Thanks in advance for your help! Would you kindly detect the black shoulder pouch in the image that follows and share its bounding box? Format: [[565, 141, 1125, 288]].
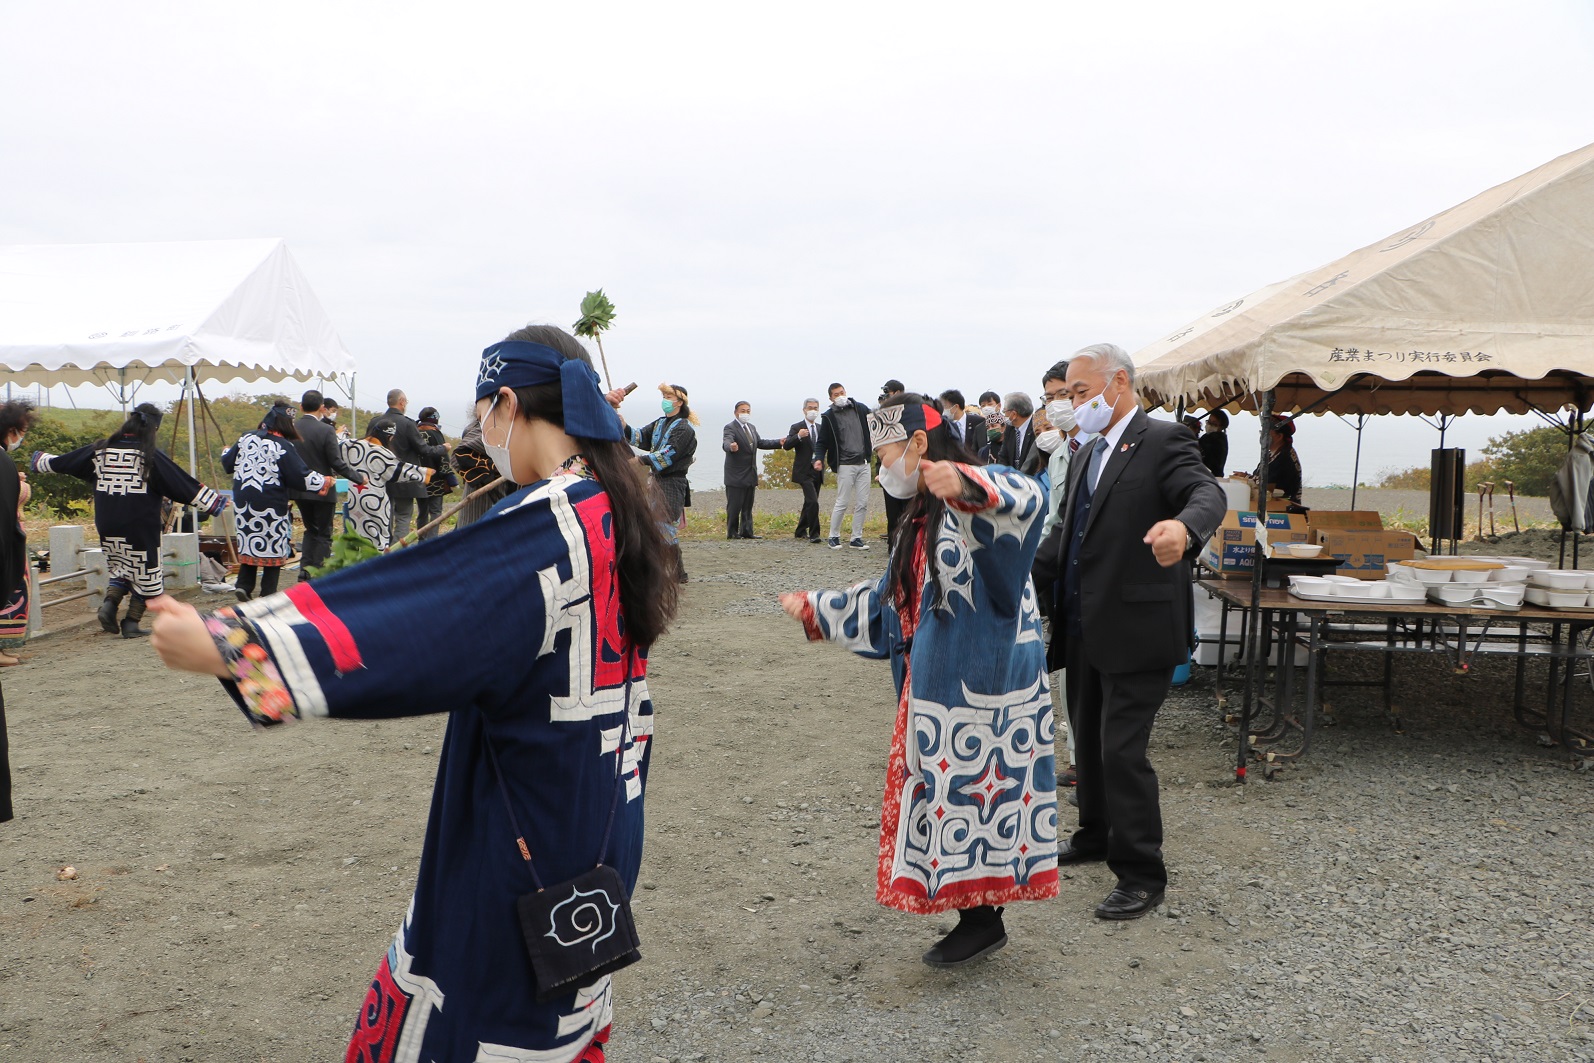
[[482, 651, 643, 1003]]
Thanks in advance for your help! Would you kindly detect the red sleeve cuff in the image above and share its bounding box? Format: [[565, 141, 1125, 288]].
[[945, 462, 1001, 514], [799, 594, 823, 642]]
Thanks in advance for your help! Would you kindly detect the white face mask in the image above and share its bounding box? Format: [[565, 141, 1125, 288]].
[[5, 434, 20, 452], [1046, 398, 1076, 434], [1035, 429, 1063, 454], [832, 395, 848, 408], [981, 404, 998, 417], [737, 413, 752, 424], [877, 445, 922, 500], [481, 397, 518, 483], [1073, 384, 1118, 435], [804, 408, 820, 422]]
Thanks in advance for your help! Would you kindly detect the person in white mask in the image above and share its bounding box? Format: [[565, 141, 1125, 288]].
[[722, 402, 785, 540], [812, 383, 873, 549], [1031, 342, 1225, 922], [1033, 359, 1083, 797], [780, 392, 1057, 969], [782, 398, 826, 542]]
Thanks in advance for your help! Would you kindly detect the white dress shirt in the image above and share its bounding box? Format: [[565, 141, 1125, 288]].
[[1090, 411, 1134, 491]]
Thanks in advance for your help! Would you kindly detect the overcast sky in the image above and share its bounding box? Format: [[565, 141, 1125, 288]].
[[4, 1, 1593, 488]]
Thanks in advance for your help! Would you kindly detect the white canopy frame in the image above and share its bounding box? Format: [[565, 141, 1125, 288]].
[[0, 238, 357, 474]]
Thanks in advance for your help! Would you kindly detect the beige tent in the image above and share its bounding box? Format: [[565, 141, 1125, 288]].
[[1134, 141, 1594, 417]]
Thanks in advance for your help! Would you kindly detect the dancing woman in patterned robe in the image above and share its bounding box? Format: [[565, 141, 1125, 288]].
[[338, 417, 428, 550], [222, 403, 328, 600], [31, 402, 225, 638], [781, 394, 1057, 968], [148, 326, 679, 1063]]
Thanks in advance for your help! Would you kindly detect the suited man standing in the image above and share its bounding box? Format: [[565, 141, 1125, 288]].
[[372, 389, 446, 542], [722, 401, 785, 539], [1032, 343, 1224, 921], [938, 389, 985, 452], [998, 392, 1044, 475], [783, 398, 825, 542], [292, 390, 364, 572]]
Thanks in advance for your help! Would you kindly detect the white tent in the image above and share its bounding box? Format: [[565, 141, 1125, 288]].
[[1133, 141, 1594, 417], [0, 238, 356, 408]]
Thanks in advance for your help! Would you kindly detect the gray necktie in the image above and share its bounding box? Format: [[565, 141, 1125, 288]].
[[1085, 438, 1107, 495]]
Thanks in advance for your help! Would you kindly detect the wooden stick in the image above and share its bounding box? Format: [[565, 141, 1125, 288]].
[[594, 333, 614, 393], [386, 476, 509, 552]]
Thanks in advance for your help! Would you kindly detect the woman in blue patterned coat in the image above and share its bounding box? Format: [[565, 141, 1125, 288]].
[[780, 394, 1058, 969]]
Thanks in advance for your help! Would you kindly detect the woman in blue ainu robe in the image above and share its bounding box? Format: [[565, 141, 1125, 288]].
[[148, 326, 680, 1063], [32, 402, 225, 638], [782, 394, 1057, 969]]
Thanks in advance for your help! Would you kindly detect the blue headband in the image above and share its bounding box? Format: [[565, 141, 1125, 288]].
[[475, 341, 623, 442]]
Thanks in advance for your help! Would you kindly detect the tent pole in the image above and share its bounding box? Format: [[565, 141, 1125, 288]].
[[1349, 414, 1366, 510], [184, 367, 199, 476], [1237, 388, 1275, 783]]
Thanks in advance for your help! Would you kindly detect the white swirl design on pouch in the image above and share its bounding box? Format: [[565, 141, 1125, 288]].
[[545, 886, 620, 951]]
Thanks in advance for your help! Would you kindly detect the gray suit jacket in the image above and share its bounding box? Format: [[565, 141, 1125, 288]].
[[722, 420, 782, 488]]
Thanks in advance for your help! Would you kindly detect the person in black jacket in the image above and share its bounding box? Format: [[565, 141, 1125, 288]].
[[415, 407, 458, 541], [812, 383, 873, 549], [292, 390, 364, 572], [938, 389, 985, 453], [997, 392, 1043, 475], [1199, 409, 1229, 479], [371, 389, 446, 542], [0, 399, 37, 823], [1032, 343, 1225, 921], [783, 398, 825, 542], [722, 402, 785, 539]]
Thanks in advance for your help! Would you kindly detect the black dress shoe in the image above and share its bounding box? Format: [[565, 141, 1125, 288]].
[[1057, 840, 1105, 864], [1094, 887, 1164, 921]]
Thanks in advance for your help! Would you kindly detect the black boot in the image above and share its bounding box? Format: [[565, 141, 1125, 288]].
[[97, 586, 127, 634], [922, 905, 1006, 968], [671, 544, 688, 584], [120, 595, 150, 639]]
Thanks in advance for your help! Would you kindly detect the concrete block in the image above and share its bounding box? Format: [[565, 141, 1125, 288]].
[[162, 532, 200, 589], [47, 525, 86, 571], [81, 549, 108, 595]]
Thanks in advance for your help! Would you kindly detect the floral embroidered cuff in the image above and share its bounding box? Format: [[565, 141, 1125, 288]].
[[205, 608, 300, 727]]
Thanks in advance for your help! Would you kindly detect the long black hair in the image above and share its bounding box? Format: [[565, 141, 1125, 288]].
[[99, 401, 164, 484], [259, 402, 301, 440], [500, 324, 679, 648], [882, 392, 983, 612]]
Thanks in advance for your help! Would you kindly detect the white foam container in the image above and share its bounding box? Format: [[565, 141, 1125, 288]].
[[1384, 583, 1427, 603], [1525, 586, 1587, 608], [1488, 566, 1533, 584], [1335, 580, 1390, 599], [1529, 570, 1587, 592]]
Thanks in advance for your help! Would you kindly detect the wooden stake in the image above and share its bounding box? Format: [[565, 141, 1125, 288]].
[[386, 476, 510, 552]]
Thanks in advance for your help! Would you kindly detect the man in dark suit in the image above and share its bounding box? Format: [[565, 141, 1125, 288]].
[[372, 389, 446, 542], [783, 398, 824, 542], [938, 389, 985, 454], [292, 390, 365, 572], [1033, 343, 1225, 921], [998, 392, 1043, 475], [722, 402, 785, 539]]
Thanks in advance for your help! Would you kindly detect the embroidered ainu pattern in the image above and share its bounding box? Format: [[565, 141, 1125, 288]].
[[100, 535, 164, 597], [95, 448, 149, 495]]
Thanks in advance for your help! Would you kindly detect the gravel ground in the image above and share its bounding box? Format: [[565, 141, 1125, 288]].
[[2, 522, 1592, 1061]]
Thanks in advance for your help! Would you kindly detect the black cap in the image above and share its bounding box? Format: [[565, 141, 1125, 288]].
[[881, 379, 905, 394]]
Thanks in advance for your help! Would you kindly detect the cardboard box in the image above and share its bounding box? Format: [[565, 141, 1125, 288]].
[[1201, 510, 1312, 577], [1314, 528, 1419, 579], [1309, 510, 1385, 536]]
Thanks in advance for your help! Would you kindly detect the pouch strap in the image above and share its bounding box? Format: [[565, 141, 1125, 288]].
[[482, 646, 637, 891]]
